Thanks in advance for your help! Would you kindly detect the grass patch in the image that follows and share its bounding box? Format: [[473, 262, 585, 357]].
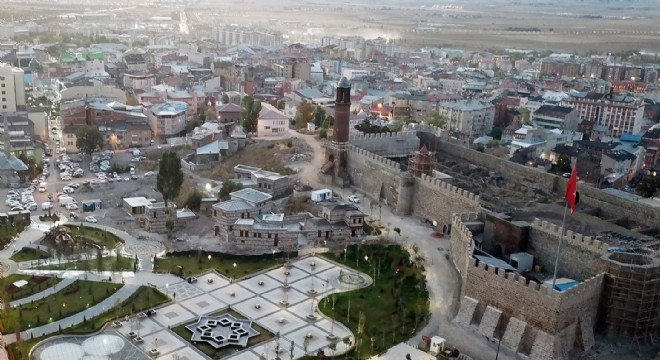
[[64, 286, 169, 334], [9, 247, 50, 262], [0, 220, 29, 249], [0, 274, 60, 302], [0, 280, 122, 333], [154, 251, 291, 279], [36, 254, 135, 272], [319, 244, 429, 359], [63, 224, 123, 249], [172, 309, 273, 359]]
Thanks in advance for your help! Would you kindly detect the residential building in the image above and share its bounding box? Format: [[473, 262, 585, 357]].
[[144, 202, 196, 233], [0, 63, 26, 112], [62, 124, 82, 153], [562, 92, 645, 137], [216, 102, 241, 124], [0, 114, 38, 158], [103, 119, 152, 149], [531, 105, 581, 131], [213, 26, 283, 48], [123, 73, 156, 91], [256, 103, 288, 137], [601, 150, 637, 187], [389, 90, 463, 123], [59, 85, 125, 103], [122, 49, 148, 72], [146, 101, 188, 140], [438, 100, 495, 137]]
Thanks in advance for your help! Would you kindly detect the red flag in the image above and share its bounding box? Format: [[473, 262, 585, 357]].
[[564, 164, 578, 214]]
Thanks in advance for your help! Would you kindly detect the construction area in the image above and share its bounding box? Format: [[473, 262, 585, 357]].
[[601, 251, 660, 341]]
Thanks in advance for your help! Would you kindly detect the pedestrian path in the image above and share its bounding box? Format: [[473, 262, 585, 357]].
[[3, 284, 140, 344], [10, 277, 76, 307]]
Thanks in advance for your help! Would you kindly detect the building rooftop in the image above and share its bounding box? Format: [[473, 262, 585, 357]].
[[150, 101, 187, 116], [213, 199, 254, 212], [534, 105, 575, 118], [196, 139, 229, 155], [123, 197, 152, 208], [441, 99, 493, 111], [216, 103, 241, 113], [230, 188, 273, 204]]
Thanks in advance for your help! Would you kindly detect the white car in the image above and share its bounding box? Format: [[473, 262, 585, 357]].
[[124, 177, 130, 182], [66, 203, 79, 211], [63, 187, 75, 194], [85, 216, 97, 223], [347, 195, 360, 204], [144, 171, 155, 177], [41, 202, 53, 211]]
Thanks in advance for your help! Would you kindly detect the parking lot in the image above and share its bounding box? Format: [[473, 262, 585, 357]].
[[1, 149, 164, 233]]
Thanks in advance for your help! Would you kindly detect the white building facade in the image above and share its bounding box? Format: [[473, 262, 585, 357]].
[[438, 100, 495, 137], [0, 63, 26, 112]]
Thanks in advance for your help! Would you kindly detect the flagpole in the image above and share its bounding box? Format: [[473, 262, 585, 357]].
[[550, 201, 569, 293]]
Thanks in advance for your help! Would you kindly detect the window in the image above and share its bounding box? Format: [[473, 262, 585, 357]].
[[268, 233, 271, 239], [258, 233, 261, 238], [239, 230, 244, 236], [213, 210, 217, 216], [1, 98, 4, 102], [253, 233, 257, 238], [245, 231, 249, 237], [317, 230, 321, 237]]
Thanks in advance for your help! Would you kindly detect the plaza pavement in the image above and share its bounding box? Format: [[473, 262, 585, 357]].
[[27, 255, 370, 360]]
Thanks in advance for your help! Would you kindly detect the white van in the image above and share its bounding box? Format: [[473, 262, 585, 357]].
[[58, 197, 77, 207], [41, 202, 53, 211]]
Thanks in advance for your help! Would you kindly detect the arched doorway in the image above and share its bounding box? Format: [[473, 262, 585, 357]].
[[495, 244, 504, 258]]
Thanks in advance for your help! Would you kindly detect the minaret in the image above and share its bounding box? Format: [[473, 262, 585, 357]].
[[326, 76, 351, 178]]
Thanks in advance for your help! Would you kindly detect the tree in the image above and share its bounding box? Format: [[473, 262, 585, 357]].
[[125, 94, 139, 106], [425, 112, 447, 128], [240, 95, 262, 134], [295, 100, 315, 129], [319, 128, 328, 139], [76, 126, 104, 155], [205, 107, 217, 121], [222, 93, 230, 104], [184, 190, 203, 211], [156, 150, 184, 207], [555, 155, 572, 174], [636, 175, 660, 198], [165, 219, 174, 240], [312, 105, 326, 127], [218, 180, 243, 201]]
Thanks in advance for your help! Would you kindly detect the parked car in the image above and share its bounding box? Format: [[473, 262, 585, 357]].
[[85, 216, 97, 223], [144, 171, 155, 177], [66, 203, 79, 211], [347, 195, 360, 203], [41, 202, 53, 211]]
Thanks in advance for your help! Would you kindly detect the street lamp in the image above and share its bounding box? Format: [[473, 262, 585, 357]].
[[208, 254, 212, 261]]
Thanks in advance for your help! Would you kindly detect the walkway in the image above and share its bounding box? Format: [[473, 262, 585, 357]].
[[10, 277, 76, 307], [3, 284, 140, 344]]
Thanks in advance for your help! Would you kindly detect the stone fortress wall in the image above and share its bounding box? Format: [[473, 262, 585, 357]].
[[346, 144, 480, 232], [348, 131, 420, 157], [415, 128, 660, 229], [451, 214, 604, 360]]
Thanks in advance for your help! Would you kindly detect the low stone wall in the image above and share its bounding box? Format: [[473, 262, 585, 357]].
[[348, 131, 420, 157]]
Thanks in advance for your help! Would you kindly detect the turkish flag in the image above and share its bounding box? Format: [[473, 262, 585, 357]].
[[565, 164, 578, 214]]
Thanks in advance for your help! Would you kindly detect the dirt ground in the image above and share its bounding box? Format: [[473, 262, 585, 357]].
[[199, 138, 311, 181]]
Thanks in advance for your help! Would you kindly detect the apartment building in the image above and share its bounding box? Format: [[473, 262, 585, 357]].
[[562, 92, 645, 137], [531, 105, 581, 131], [438, 99, 495, 137], [146, 101, 188, 140], [0, 63, 26, 112], [213, 26, 283, 48]]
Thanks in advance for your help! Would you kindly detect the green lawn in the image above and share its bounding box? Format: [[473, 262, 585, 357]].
[[64, 286, 170, 334], [37, 255, 135, 272], [172, 309, 273, 359], [0, 280, 122, 333], [9, 247, 50, 262], [8, 286, 170, 360], [64, 224, 123, 249], [154, 251, 289, 279], [0, 274, 61, 302], [0, 220, 28, 249], [318, 245, 430, 359]]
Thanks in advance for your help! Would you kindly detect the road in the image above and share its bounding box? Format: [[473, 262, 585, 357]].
[[287, 128, 514, 359]]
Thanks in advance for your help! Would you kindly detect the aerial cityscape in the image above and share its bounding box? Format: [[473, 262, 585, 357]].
[[0, 0, 659, 359]]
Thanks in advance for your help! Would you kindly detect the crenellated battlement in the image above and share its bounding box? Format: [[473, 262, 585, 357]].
[[348, 131, 417, 141], [420, 173, 480, 203], [531, 218, 608, 256], [347, 145, 402, 172], [452, 213, 478, 242], [404, 123, 444, 137], [469, 257, 558, 299]]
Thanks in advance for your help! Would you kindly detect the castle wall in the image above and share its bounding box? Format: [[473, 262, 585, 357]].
[[348, 131, 420, 157], [450, 213, 480, 285], [418, 133, 660, 228], [412, 173, 480, 232], [347, 145, 404, 210], [528, 218, 608, 280]]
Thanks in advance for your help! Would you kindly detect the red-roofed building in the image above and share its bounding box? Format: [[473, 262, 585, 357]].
[[494, 97, 522, 127]]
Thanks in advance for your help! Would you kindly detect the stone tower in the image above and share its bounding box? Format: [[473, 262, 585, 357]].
[[324, 76, 351, 178]]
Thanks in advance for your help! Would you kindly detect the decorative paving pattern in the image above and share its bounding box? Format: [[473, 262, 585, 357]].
[[32, 331, 150, 360], [185, 314, 259, 349], [158, 282, 204, 301]]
